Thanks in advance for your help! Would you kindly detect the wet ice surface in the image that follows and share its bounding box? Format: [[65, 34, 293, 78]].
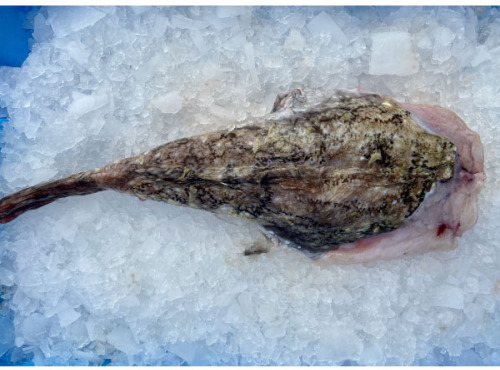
[[0, 6, 499, 366]]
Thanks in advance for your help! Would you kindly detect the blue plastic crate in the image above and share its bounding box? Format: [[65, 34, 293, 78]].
[[0, 6, 36, 67]]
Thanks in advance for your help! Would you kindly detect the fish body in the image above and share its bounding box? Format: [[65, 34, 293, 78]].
[[0, 89, 457, 253]]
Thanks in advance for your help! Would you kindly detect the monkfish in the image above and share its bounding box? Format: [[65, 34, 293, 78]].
[[0, 89, 485, 263]]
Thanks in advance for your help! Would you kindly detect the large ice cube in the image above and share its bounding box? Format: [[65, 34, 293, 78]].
[[47, 7, 106, 38], [369, 31, 419, 75]]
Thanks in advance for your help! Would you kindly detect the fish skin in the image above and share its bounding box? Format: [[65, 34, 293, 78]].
[[0, 89, 456, 253]]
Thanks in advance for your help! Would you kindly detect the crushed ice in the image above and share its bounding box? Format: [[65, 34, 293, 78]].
[[0, 6, 499, 366]]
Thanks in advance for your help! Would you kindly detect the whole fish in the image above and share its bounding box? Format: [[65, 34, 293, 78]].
[[0, 89, 476, 256]]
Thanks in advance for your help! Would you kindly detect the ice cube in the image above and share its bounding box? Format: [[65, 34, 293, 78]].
[[244, 42, 260, 88], [369, 31, 419, 76], [189, 30, 208, 54], [283, 12, 306, 30], [29, 167, 59, 186], [0, 267, 16, 287], [151, 14, 170, 38], [223, 32, 246, 51], [284, 29, 305, 52], [307, 11, 348, 46], [170, 14, 208, 30], [47, 7, 106, 38], [168, 340, 214, 365], [432, 26, 456, 63], [315, 326, 363, 362], [205, 13, 239, 31], [216, 6, 249, 18], [130, 6, 150, 15], [431, 284, 465, 310], [58, 308, 81, 327], [0, 313, 15, 357], [67, 91, 109, 119], [21, 313, 51, 345], [106, 325, 138, 354], [52, 38, 91, 65], [32, 13, 54, 43], [151, 91, 184, 114], [470, 45, 491, 67]]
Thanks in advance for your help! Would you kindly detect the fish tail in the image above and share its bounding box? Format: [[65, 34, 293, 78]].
[[0, 170, 104, 224]]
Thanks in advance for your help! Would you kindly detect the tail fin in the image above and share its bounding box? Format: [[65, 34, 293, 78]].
[[0, 170, 104, 224]]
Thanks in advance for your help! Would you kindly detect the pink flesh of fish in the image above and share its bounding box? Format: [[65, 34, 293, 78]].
[[318, 102, 485, 265]]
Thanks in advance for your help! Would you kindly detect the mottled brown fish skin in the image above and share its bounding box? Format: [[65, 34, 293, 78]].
[[87, 89, 456, 251], [0, 89, 456, 252]]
